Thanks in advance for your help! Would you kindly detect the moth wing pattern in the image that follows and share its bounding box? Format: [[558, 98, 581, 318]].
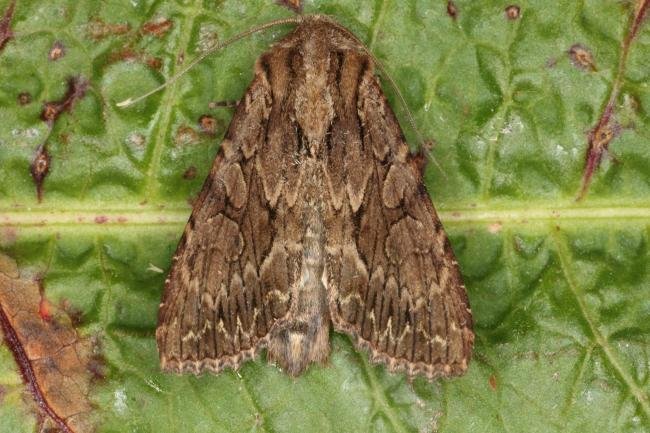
[[324, 60, 474, 379], [156, 66, 298, 374]]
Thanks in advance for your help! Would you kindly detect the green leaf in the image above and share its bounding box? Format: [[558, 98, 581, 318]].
[[1, 1, 649, 432]]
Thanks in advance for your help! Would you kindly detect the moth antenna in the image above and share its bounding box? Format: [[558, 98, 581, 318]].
[[373, 60, 446, 177], [116, 16, 303, 108]]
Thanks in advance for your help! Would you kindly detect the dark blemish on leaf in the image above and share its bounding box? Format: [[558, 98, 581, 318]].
[[40, 76, 88, 126], [18, 92, 32, 105], [109, 48, 163, 70], [489, 374, 497, 390], [94, 216, 108, 224], [30, 145, 50, 203], [546, 57, 557, 68], [0, 385, 5, 404], [174, 125, 200, 146], [276, 0, 303, 13], [117, 216, 127, 223], [0, 0, 15, 53], [568, 44, 596, 71], [504, 5, 521, 20], [87, 354, 106, 381], [183, 166, 197, 180], [48, 41, 65, 61], [146, 56, 162, 70], [141, 17, 173, 37], [446, 1, 458, 19], [86, 18, 130, 41], [198, 114, 217, 135], [108, 47, 138, 63]]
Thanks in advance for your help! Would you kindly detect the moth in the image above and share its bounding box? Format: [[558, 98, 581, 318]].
[[155, 15, 474, 380]]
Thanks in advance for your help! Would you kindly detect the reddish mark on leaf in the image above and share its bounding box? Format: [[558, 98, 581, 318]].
[[17, 91, 32, 105], [38, 298, 52, 321], [0, 385, 5, 404], [578, 120, 620, 200], [109, 48, 162, 70], [489, 374, 498, 390], [0, 0, 16, 53], [40, 76, 88, 126], [568, 44, 596, 71], [146, 56, 162, 69], [141, 17, 173, 37], [117, 216, 128, 223], [577, 0, 649, 200], [94, 215, 108, 224], [488, 222, 503, 234], [447, 1, 458, 19], [86, 18, 130, 40], [504, 5, 521, 20], [30, 145, 50, 203], [276, 0, 303, 13], [183, 166, 197, 180], [48, 41, 66, 61], [198, 114, 217, 135]]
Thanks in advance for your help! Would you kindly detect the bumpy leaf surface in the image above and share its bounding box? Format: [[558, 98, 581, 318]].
[[0, 1, 648, 432]]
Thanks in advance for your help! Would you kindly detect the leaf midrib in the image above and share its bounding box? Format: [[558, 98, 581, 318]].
[[0, 204, 649, 229]]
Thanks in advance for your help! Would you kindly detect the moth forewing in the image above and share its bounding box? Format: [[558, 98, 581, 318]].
[[155, 14, 473, 380]]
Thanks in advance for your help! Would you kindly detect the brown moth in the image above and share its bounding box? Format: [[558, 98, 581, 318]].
[[156, 15, 474, 380]]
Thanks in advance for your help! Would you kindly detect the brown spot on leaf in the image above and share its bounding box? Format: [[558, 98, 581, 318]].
[[504, 5, 521, 20], [30, 145, 50, 203], [0, 253, 95, 433], [198, 114, 217, 135], [578, 120, 620, 200], [146, 56, 162, 69], [94, 215, 108, 224], [174, 125, 200, 146], [141, 17, 173, 37], [109, 48, 163, 70], [0, 0, 15, 53], [18, 92, 32, 105], [48, 41, 66, 61], [183, 166, 197, 180], [447, 1, 458, 19], [276, 0, 302, 13], [86, 18, 130, 40], [489, 374, 497, 390], [86, 354, 106, 381], [40, 76, 88, 126], [568, 44, 596, 71]]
